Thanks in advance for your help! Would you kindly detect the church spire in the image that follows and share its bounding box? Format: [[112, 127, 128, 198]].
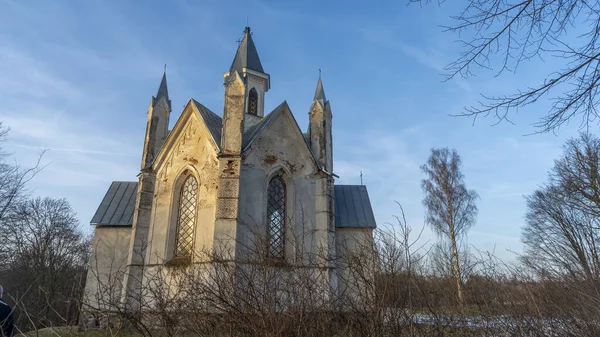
[[308, 73, 333, 172], [142, 71, 172, 168], [156, 71, 169, 102], [313, 73, 327, 103], [152, 70, 171, 112], [229, 27, 264, 74], [224, 27, 270, 121]]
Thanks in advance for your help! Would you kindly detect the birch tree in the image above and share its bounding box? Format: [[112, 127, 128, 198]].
[[421, 148, 479, 308]]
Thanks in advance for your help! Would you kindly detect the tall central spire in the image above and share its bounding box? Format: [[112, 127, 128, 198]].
[[229, 27, 264, 74], [224, 26, 270, 120]]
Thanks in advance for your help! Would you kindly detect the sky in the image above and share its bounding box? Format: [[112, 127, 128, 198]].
[[0, 0, 583, 262]]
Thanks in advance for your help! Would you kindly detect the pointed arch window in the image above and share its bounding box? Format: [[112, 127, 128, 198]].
[[267, 176, 286, 259], [248, 88, 258, 115], [175, 175, 198, 258]]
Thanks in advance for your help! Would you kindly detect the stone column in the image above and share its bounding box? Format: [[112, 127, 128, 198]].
[[121, 171, 155, 313], [213, 157, 242, 260]]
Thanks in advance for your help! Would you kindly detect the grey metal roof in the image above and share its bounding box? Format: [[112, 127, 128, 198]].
[[230, 27, 264, 74], [303, 132, 311, 147], [334, 185, 377, 229], [192, 99, 222, 148], [91, 181, 138, 226]]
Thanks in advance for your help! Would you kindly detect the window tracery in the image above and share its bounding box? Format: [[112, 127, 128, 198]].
[[248, 88, 258, 115], [175, 175, 198, 258], [267, 176, 286, 259]]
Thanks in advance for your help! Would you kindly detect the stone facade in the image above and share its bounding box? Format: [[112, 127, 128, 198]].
[[82, 27, 376, 321]]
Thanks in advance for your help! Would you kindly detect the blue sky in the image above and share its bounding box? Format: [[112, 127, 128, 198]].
[[0, 0, 582, 262]]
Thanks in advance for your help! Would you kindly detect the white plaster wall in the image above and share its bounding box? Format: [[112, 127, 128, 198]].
[[245, 72, 268, 117], [334, 227, 375, 308], [83, 226, 132, 310]]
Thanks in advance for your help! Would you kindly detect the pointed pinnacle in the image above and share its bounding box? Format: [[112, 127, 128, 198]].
[[314, 75, 326, 102], [156, 71, 169, 100]]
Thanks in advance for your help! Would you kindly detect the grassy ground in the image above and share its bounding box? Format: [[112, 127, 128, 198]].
[[18, 326, 144, 337]]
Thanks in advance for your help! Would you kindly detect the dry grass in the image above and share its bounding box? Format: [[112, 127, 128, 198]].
[[18, 326, 145, 337]]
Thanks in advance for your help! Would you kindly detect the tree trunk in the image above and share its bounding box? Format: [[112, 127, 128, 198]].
[[449, 225, 464, 311]]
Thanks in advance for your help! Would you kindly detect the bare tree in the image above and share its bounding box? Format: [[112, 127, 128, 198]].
[[522, 133, 600, 281], [421, 148, 479, 308], [552, 133, 600, 217], [412, 0, 600, 133], [0, 123, 44, 273], [0, 197, 89, 332], [0, 123, 43, 224]]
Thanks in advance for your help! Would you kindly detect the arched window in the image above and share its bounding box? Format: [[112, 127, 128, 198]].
[[175, 175, 198, 258], [248, 88, 258, 115], [267, 176, 286, 259]]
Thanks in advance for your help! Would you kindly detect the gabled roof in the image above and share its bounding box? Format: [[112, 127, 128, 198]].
[[230, 27, 264, 74], [91, 181, 138, 226], [241, 102, 320, 171], [334, 185, 377, 229], [148, 99, 222, 169], [242, 101, 286, 151], [302, 132, 310, 147], [191, 99, 222, 148]]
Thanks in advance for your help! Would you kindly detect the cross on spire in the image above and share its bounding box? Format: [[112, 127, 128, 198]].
[[229, 26, 264, 73]]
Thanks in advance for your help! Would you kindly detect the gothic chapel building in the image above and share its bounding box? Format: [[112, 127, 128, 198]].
[[83, 27, 376, 314]]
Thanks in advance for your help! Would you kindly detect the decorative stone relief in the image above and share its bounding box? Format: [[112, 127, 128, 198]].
[[218, 179, 239, 198], [216, 199, 238, 219]]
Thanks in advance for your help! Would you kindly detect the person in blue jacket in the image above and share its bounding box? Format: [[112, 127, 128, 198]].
[[0, 285, 14, 337]]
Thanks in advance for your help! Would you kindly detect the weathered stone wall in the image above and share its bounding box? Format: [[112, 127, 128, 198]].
[[146, 107, 220, 265], [240, 107, 318, 264], [83, 226, 132, 311], [141, 96, 171, 168], [214, 72, 246, 259]]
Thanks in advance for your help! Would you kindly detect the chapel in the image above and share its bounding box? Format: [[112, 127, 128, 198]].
[[83, 27, 376, 315]]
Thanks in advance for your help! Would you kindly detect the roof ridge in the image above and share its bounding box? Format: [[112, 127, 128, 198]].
[[191, 99, 222, 150]]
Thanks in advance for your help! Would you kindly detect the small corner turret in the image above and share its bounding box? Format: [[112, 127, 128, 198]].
[[153, 71, 171, 111], [141, 71, 172, 168], [309, 73, 333, 173]]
